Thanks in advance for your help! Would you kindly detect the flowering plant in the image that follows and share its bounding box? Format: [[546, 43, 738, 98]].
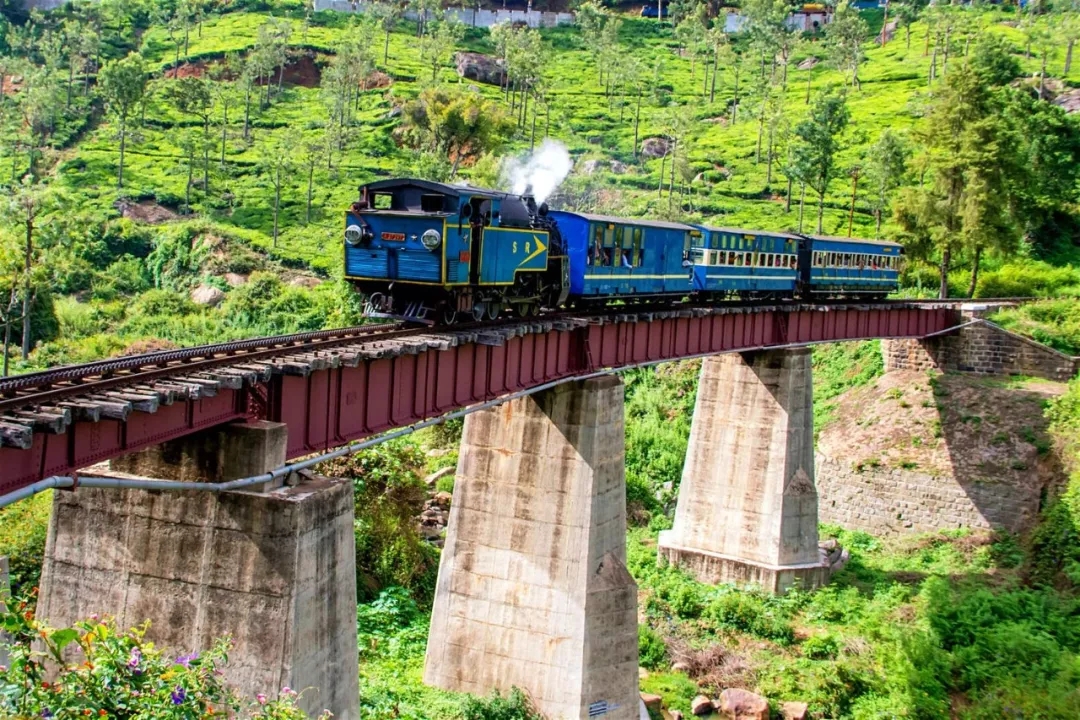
[[0, 592, 330, 719]]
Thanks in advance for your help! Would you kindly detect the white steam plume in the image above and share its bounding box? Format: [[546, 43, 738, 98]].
[[500, 139, 573, 204]]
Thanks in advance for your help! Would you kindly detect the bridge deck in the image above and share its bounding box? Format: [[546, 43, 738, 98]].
[[0, 302, 963, 497]]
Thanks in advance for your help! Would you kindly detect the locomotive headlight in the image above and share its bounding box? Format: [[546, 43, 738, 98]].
[[421, 229, 441, 251], [345, 224, 364, 246]]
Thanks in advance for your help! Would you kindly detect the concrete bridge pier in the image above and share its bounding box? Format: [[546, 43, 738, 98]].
[[425, 376, 639, 720], [36, 421, 360, 719], [659, 349, 830, 594]]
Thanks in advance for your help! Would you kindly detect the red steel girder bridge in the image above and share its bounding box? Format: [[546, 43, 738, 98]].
[[0, 301, 964, 498]]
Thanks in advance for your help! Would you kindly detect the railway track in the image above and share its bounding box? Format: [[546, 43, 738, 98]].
[[0, 296, 1026, 448]]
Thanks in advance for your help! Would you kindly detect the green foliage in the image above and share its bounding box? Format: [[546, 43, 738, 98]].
[[977, 263, 1080, 300], [638, 624, 668, 670], [459, 688, 542, 720], [319, 438, 438, 604], [0, 491, 50, 601], [356, 586, 428, 661], [0, 602, 327, 718], [991, 298, 1080, 355], [812, 341, 884, 433]]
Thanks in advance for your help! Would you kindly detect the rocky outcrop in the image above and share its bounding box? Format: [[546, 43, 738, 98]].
[[781, 701, 809, 720], [640, 137, 671, 158], [717, 689, 769, 720], [691, 694, 714, 715], [190, 284, 225, 306], [418, 490, 451, 547], [454, 52, 506, 86]]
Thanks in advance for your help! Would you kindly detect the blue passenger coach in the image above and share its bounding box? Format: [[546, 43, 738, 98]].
[[800, 234, 902, 298], [691, 226, 801, 297], [548, 211, 698, 299]]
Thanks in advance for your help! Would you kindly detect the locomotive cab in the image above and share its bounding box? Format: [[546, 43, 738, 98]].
[[344, 178, 564, 323]]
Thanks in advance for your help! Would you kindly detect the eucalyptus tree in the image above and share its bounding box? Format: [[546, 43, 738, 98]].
[[258, 133, 296, 248], [419, 16, 465, 83], [826, 1, 869, 90], [98, 53, 148, 188], [167, 76, 214, 194], [863, 129, 908, 238], [791, 89, 850, 234], [372, 0, 404, 63]]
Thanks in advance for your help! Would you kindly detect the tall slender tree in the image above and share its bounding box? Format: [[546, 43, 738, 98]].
[[791, 89, 850, 233], [98, 53, 147, 189]]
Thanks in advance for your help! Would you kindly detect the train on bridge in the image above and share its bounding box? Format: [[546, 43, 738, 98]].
[[343, 178, 903, 324]]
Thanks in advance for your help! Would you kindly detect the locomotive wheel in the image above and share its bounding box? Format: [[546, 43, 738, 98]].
[[486, 302, 502, 320], [515, 302, 531, 318], [443, 308, 458, 325], [472, 303, 486, 322]]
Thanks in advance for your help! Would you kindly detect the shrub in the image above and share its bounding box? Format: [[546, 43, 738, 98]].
[[975, 262, 1080, 299], [990, 299, 1080, 355], [0, 599, 327, 718], [638, 624, 669, 670], [459, 688, 541, 720], [0, 492, 50, 602], [705, 591, 795, 645]]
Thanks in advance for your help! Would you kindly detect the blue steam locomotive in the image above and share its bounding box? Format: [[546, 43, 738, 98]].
[[344, 178, 902, 324]]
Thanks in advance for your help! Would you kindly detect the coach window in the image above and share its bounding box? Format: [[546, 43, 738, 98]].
[[631, 228, 643, 266], [602, 225, 617, 266]]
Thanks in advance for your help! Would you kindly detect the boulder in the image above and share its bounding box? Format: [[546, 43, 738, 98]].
[[610, 160, 628, 174], [830, 547, 851, 572], [797, 56, 820, 70], [641, 137, 671, 158], [190, 284, 225, 306], [671, 712, 684, 720], [454, 52, 506, 86], [691, 695, 713, 716], [781, 701, 809, 720], [717, 689, 769, 720], [224, 272, 248, 287], [819, 538, 838, 551], [433, 491, 452, 509], [289, 275, 321, 289], [582, 159, 603, 175], [424, 466, 455, 486], [387, 105, 403, 119], [1053, 88, 1080, 113], [640, 692, 663, 714], [671, 661, 691, 673]]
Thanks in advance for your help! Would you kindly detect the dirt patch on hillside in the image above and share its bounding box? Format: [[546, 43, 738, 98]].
[[115, 200, 178, 224], [363, 70, 392, 90], [818, 371, 1065, 484], [256, 53, 321, 88], [165, 61, 211, 79]]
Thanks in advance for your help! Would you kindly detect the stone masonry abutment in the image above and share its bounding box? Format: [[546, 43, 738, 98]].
[[659, 349, 831, 594], [425, 376, 640, 720], [36, 421, 360, 720]]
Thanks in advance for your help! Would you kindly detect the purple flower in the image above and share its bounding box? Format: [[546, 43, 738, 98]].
[[127, 648, 141, 670], [41, 710, 53, 719], [175, 652, 198, 668], [171, 686, 187, 705]]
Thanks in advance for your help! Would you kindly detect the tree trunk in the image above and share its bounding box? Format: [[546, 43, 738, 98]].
[[816, 189, 825, 234], [184, 26, 190, 58], [3, 313, 11, 378], [221, 105, 228, 167], [848, 172, 859, 237], [732, 70, 740, 123], [244, 85, 252, 140], [938, 245, 950, 299], [929, 39, 937, 85], [67, 62, 74, 108], [755, 100, 765, 163], [785, 174, 792, 212], [186, 146, 194, 207], [668, 139, 676, 209], [1067, 39, 1075, 76], [634, 89, 642, 159], [117, 115, 127, 188], [384, 30, 391, 64], [875, 207, 882, 238], [273, 171, 281, 247], [530, 101, 538, 151], [942, 25, 951, 76], [906, 22, 911, 51], [798, 182, 806, 232], [306, 164, 314, 224], [710, 48, 718, 102], [21, 219, 31, 360], [658, 154, 666, 197], [203, 119, 210, 193], [805, 66, 812, 104], [880, 3, 889, 45], [1040, 50, 1048, 98], [967, 245, 982, 298], [924, 22, 931, 57]]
